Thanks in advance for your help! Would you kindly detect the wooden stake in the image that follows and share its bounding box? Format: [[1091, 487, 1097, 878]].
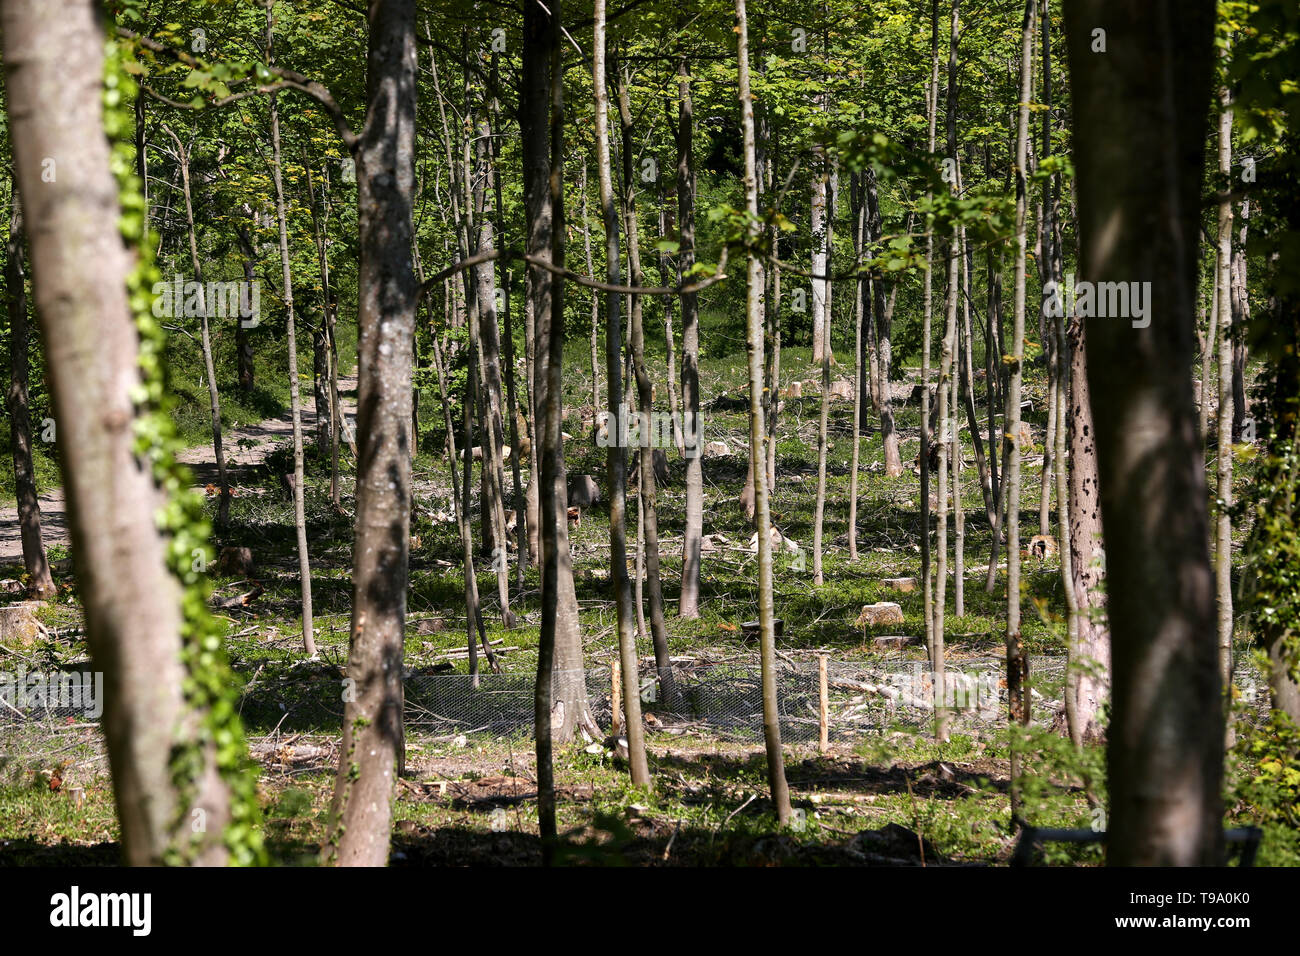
[[818, 653, 829, 752], [611, 657, 623, 736]]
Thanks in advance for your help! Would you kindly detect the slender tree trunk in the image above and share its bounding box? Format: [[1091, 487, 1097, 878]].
[[492, 72, 529, 587], [4, 187, 55, 599], [524, 5, 600, 849], [472, 105, 514, 628], [615, 58, 678, 710], [1201, 270, 1219, 446], [323, 0, 417, 867], [866, 168, 903, 478], [813, 229, 831, 585], [1230, 202, 1250, 443], [1066, 315, 1108, 743], [810, 154, 828, 365], [306, 164, 343, 509], [676, 38, 704, 619], [658, 185, 685, 456], [265, 19, 315, 658], [737, 0, 791, 825], [952, 248, 966, 621], [593, 5, 651, 787], [420, 263, 494, 678], [582, 161, 601, 438], [848, 172, 864, 560], [234, 219, 257, 394], [921, 0, 940, 664], [1214, 80, 1236, 716], [765, 125, 782, 491], [163, 125, 231, 530], [961, 240, 994, 525], [1005, 0, 1036, 822], [1064, 0, 1224, 866]]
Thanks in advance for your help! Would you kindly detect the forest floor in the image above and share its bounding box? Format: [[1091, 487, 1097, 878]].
[[0, 316, 1286, 866]]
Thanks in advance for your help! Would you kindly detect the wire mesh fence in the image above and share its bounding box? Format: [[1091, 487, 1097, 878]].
[[0, 653, 1272, 774]]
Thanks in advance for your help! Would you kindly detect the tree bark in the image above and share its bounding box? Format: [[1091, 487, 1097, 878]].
[[1066, 315, 1108, 743], [161, 124, 230, 530], [865, 168, 903, 478], [472, 102, 514, 628], [523, 5, 600, 856], [265, 10, 315, 659], [920, 0, 940, 663], [323, 0, 417, 867], [593, 4, 651, 787], [1214, 81, 1236, 712], [1064, 0, 1224, 866], [3, 0, 234, 864], [615, 57, 678, 711], [676, 37, 704, 620], [1005, 0, 1036, 822], [736, 0, 791, 825]]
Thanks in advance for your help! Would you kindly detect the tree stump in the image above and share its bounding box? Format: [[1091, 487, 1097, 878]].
[[855, 602, 905, 628], [0, 601, 47, 646]]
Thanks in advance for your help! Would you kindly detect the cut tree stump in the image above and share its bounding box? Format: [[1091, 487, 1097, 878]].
[[855, 602, 905, 628], [0, 601, 48, 645], [215, 546, 256, 577]]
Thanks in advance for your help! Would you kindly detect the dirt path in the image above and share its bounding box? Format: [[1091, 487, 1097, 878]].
[[0, 376, 357, 566]]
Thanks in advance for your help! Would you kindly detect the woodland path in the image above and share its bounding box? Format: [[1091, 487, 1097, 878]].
[[0, 375, 358, 566]]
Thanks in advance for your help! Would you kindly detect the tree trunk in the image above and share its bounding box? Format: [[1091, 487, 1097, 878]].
[[523, 3, 600, 859], [736, 0, 791, 825], [813, 229, 831, 584], [1005, 0, 1036, 822], [305, 164, 343, 509], [162, 124, 230, 530], [265, 13, 315, 659], [676, 38, 704, 620], [1214, 81, 1236, 715], [472, 105, 514, 629], [234, 218, 257, 394], [865, 168, 903, 478], [582, 161, 601, 438], [593, 4, 651, 787], [1230, 201, 1250, 443], [615, 58, 678, 711], [847, 172, 864, 560], [3, 0, 235, 864], [1066, 315, 1108, 743], [4, 186, 55, 599], [323, 0, 417, 867], [920, 0, 940, 664], [1064, 0, 1224, 866]]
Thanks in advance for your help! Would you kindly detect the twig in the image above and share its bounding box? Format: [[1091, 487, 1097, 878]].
[[722, 793, 758, 827]]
